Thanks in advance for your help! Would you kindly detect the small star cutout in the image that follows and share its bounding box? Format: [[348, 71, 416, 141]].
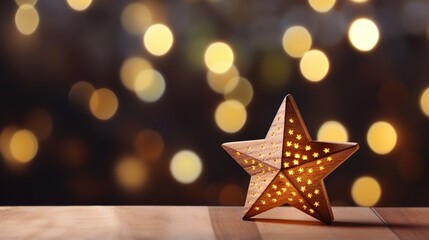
[[222, 95, 359, 224]]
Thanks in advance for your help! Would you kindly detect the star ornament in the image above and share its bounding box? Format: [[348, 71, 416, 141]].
[[222, 95, 359, 224]]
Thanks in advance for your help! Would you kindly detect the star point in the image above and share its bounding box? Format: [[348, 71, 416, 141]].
[[222, 94, 359, 224]]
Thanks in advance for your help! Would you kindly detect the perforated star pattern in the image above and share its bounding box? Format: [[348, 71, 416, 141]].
[[222, 95, 359, 224]]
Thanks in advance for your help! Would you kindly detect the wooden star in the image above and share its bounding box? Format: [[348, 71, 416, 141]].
[[222, 95, 359, 224]]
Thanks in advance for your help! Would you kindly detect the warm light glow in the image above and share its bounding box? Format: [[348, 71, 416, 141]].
[[207, 65, 239, 94], [351, 176, 381, 206], [15, 0, 37, 6], [133, 129, 164, 161], [170, 150, 202, 184], [89, 88, 119, 120], [69, 81, 95, 110], [121, 3, 152, 35], [308, 0, 336, 13], [15, 4, 39, 35], [143, 24, 174, 56], [348, 18, 380, 52], [224, 77, 254, 107], [367, 121, 397, 154], [350, 0, 367, 3], [204, 42, 235, 74], [120, 57, 152, 91], [300, 49, 330, 82], [115, 156, 148, 191], [317, 121, 348, 142], [10, 129, 38, 163], [215, 100, 247, 133], [219, 184, 245, 205], [25, 109, 53, 141], [67, 0, 92, 11], [419, 87, 429, 117], [282, 26, 312, 58], [0, 127, 18, 162], [134, 69, 166, 103]]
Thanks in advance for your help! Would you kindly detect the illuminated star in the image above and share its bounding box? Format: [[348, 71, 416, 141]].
[[222, 95, 359, 224]]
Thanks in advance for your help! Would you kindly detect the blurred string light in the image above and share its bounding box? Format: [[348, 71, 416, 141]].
[[282, 26, 312, 58], [121, 3, 152, 35], [15, 4, 39, 35], [299, 49, 330, 82], [317, 121, 348, 142], [348, 18, 380, 52], [224, 77, 254, 107], [367, 121, 397, 155], [351, 176, 381, 206], [308, 0, 336, 13], [120, 57, 153, 91], [115, 155, 148, 191], [219, 183, 245, 205], [207, 65, 239, 94], [69, 81, 95, 111], [215, 100, 247, 133], [25, 109, 53, 141], [143, 24, 174, 56], [0, 126, 19, 163], [10, 129, 38, 163], [15, 0, 37, 6], [419, 87, 429, 117], [66, 0, 92, 11], [204, 42, 235, 74], [134, 69, 166, 103], [89, 88, 119, 120], [133, 129, 164, 162], [170, 150, 202, 184]]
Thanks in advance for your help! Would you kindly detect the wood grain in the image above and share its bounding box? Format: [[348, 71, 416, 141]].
[[374, 208, 429, 240], [0, 206, 427, 239]]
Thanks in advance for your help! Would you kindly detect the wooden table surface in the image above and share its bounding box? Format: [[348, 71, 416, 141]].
[[0, 206, 428, 239]]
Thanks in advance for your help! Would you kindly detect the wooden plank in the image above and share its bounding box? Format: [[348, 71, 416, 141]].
[[0, 206, 216, 239], [254, 207, 399, 240], [374, 208, 429, 240], [208, 207, 262, 240]]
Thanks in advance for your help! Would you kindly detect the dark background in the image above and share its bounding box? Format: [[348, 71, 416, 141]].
[[0, 0, 428, 206]]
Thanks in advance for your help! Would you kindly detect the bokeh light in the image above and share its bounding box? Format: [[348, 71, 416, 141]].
[[215, 100, 247, 133], [348, 18, 380, 52], [299, 49, 330, 82], [69, 81, 95, 110], [351, 176, 381, 206], [317, 121, 348, 142], [25, 109, 53, 141], [10, 129, 38, 163], [419, 87, 429, 117], [120, 57, 153, 91], [121, 3, 152, 35], [224, 77, 254, 107], [367, 121, 397, 155], [134, 69, 166, 103], [143, 24, 174, 56], [15, 4, 39, 35], [350, 0, 367, 3], [89, 88, 119, 120], [115, 155, 148, 191], [15, 0, 37, 6], [204, 42, 235, 74], [219, 184, 245, 205], [0, 126, 19, 162], [133, 129, 164, 161], [66, 0, 92, 11], [170, 150, 202, 184], [308, 0, 336, 13], [207, 65, 239, 94], [282, 26, 312, 58]]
